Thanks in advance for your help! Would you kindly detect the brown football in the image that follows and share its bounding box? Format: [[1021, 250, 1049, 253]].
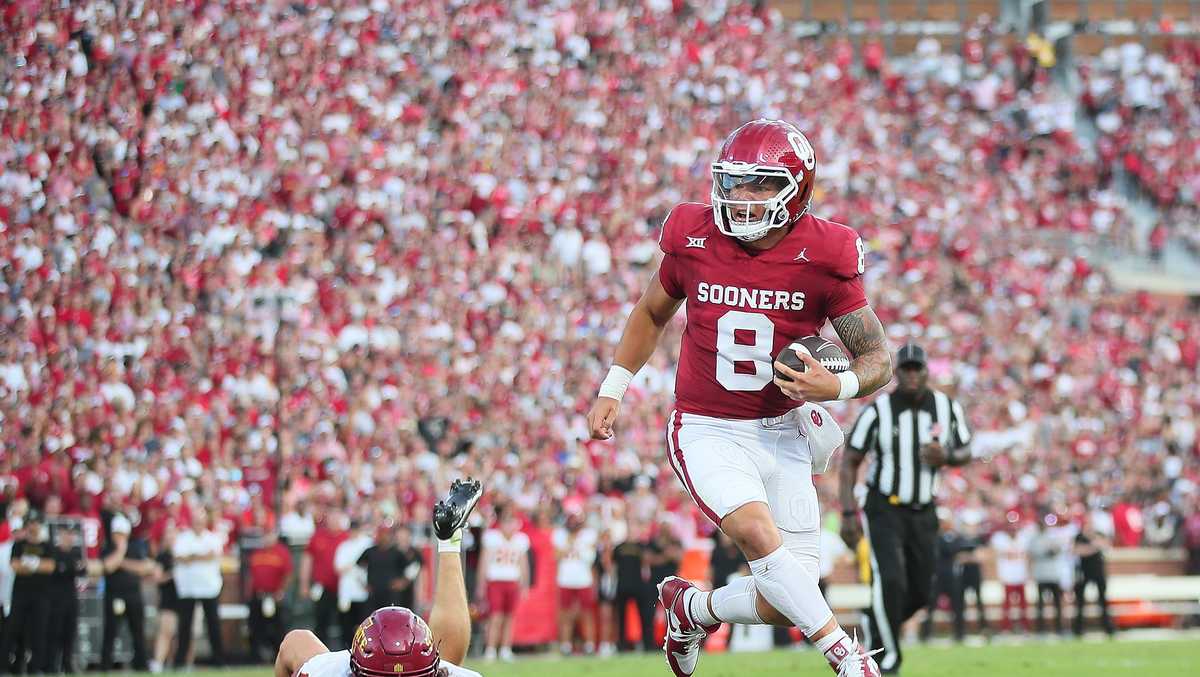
[[774, 335, 851, 381]]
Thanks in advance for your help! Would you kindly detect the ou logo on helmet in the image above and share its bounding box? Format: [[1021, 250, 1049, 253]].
[[786, 131, 816, 172]]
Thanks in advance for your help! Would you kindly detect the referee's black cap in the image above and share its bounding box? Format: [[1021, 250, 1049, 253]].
[[896, 343, 927, 367]]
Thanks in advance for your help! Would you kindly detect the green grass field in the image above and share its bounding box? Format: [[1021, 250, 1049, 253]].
[[162, 635, 1199, 677], [473, 639, 1197, 676]]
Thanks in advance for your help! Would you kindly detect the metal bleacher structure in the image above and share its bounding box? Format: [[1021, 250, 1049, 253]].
[[773, 0, 1200, 55]]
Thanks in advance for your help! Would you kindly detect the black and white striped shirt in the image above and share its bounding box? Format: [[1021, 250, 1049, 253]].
[[847, 389, 971, 507]]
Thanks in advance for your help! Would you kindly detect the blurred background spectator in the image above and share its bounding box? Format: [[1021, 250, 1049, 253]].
[[594, 529, 618, 657], [299, 511, 345, 648], [172, 508, 226, 668], [360, 523, 421, 613], [150, 520, 182, 673], [990, 517, 1032, 634], [246, 529, 292, 662], [613, 518, 656, 654], [955, 521, 990, 638], [1073, 519, 1116, 637], [1186, 501, 1200, 576], [100, 499, 153, 672], [1029, 516, 1068, 635], [5, 510, 54, 673], [478, 510, 529, 662], [47, 521, 87, 673], [554, 513, 598, 655], [920, 521, 965, 642], [333, 519, 373, 652]]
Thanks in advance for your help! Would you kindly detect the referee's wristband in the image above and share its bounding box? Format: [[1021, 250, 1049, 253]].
[[597, 365, 635, 402], [836, 371, 860, 400]]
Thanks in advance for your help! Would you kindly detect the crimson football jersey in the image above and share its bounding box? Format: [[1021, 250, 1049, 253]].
[[658, 203, 868, 419]]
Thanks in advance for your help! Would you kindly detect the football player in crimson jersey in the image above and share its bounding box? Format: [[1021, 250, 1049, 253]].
[[274, 480, 484, 677], [587, 119, 891, 677]]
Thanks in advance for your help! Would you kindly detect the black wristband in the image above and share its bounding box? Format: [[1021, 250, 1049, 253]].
[[841, 510, 857, 517]]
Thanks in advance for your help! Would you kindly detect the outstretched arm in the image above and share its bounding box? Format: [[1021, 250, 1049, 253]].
[[428, 479, 483, 667], [427, 549, 470, 665], [830, 305, 892, 397]]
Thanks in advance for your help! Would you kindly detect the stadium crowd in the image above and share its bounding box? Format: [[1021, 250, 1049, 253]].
[[1078, 37, 1200, 256], [1, 0, 1199, 666]]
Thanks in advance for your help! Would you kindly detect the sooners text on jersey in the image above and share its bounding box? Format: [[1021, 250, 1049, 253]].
[[658, 203, 868, 419]]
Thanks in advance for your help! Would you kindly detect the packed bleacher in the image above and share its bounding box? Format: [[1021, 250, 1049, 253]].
[[1, 0, 1199, 663], [1078, 37, 1200, 255]]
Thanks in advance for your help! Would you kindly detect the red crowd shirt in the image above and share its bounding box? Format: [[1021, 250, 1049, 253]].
[[249, 542, 294, 594], [306, 526, 348, 590]]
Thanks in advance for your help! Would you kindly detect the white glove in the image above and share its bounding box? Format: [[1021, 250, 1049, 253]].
[[797, 402, 844, 474]]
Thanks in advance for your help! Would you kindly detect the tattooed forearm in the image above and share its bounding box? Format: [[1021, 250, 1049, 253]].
[[830, 305, 892, 396]]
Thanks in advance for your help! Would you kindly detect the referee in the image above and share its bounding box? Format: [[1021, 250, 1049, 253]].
[[838, 343, 973, 675]]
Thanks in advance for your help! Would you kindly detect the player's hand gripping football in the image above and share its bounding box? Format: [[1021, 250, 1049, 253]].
[[587, 396, 620, 440], [773, 349, 841, 402]]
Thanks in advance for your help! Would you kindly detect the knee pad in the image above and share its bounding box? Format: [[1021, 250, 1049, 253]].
[[778, 529, 821, 583]]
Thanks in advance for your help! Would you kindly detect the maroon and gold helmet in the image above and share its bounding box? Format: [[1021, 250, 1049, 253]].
[[349, 607, 439, 677], [711, 119, 817, 241]]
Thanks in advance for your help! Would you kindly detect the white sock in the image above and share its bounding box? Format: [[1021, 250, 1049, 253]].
[[437, 528, 462, 553], [690, 577, 761, 626], [747, 546, 835, 636], [814, 627, 854, 668]]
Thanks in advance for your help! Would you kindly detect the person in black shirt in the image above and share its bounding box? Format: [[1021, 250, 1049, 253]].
[[4, 511, 56, 675], [708, 531, 744, 593], [45, 525, 87, 673], [1073, 526, 1115, 636], [919, 522, 965, 642], [646, 520, 682, 597], [611, 520, 654, 652], [99, 502, 158, 672], [359, 524, 422, 612], [955, 526, 989, 637], [645, 521, 700, 649], [151, 522, 182, 672]]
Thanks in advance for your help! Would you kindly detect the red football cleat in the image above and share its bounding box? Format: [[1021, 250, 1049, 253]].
[[657, 576, 720, 677]]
